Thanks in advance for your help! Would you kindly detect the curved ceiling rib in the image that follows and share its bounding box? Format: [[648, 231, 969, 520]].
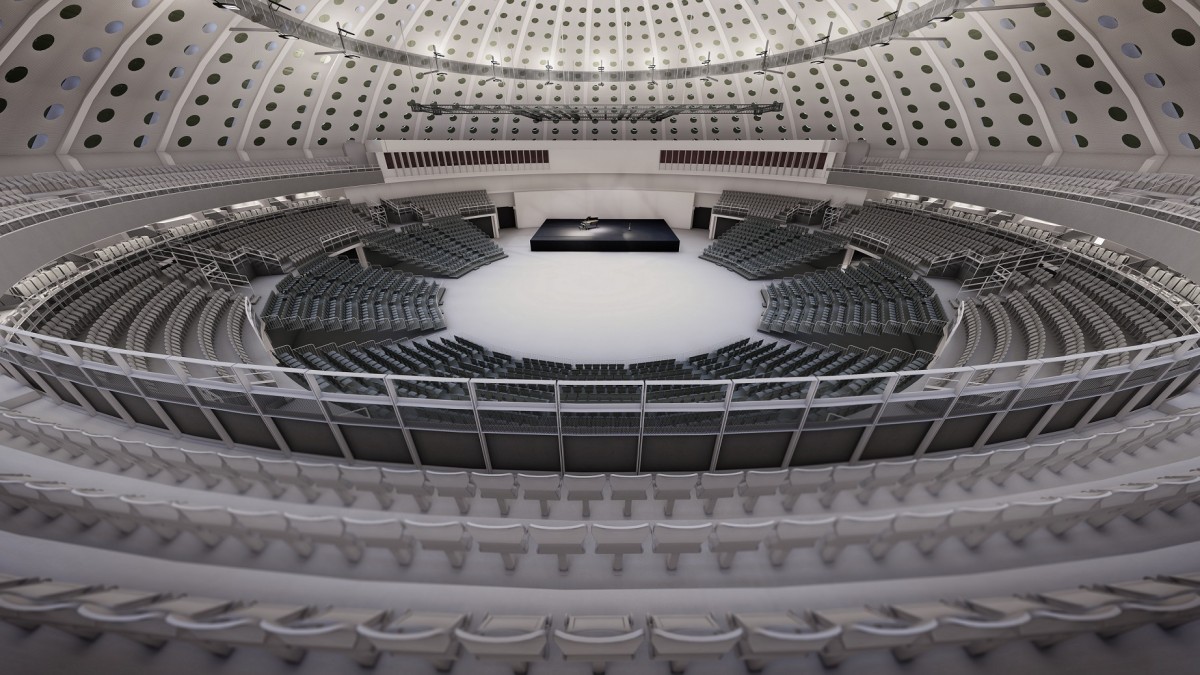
[[225, 0, 972, 82]]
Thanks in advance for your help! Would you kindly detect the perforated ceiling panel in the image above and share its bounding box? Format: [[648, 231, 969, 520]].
[[0, 0, 1195, 165]]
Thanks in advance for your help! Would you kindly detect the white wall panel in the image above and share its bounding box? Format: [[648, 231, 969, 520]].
[[512, 190, 695, 230]]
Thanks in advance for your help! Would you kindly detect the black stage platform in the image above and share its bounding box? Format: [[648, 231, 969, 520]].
[[530, 219, 680, 252]]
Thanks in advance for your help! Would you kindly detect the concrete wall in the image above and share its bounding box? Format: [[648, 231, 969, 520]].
[[513, 189, 695, 230]]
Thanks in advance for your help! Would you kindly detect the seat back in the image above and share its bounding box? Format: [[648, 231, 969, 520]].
[[528, 523, 587, 550], [655, 473, 698, 496], [591, 523, 650, 552]]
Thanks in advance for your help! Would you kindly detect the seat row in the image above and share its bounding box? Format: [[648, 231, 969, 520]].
[[3, 568, 1200, 673], [3, 405, 1195, 518], [365, 218, 505, 278], [4, 465, 1199, 574], [701, 219, 845, 279]]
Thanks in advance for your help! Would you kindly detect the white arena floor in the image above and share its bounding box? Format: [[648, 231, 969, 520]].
[[435, 227, 766, 363]]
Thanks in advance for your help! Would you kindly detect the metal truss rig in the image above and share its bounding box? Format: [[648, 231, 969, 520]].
[[408, 101, 785, 124]]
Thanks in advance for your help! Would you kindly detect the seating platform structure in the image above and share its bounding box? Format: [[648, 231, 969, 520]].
[[529, 219, 681, 252]]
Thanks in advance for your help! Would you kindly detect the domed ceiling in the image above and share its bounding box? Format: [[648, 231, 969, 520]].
[[0, 0, 1196, 166]]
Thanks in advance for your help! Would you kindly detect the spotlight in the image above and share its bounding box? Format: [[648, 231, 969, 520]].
[[212, 2, 240, 10]]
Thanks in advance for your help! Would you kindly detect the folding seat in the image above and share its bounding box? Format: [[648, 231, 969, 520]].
[[1011, 589, 1125, 649], [780, 466, 833, 511], [1046, 491, 1112, 536], [465, 522, 528, 570], [424, 470, 475, 514], [356, 610, 469, 671], [119, 496, 185, 541], [339, 516, 407, 563], [285, 513, 366, 562], [167, 602, 314, 657], [1148, 474, 1200, 513], [76, 430, 136, 470], [997, 497, 1062, 543], [882, 509, 956, 555], [890, 455, 954, 500], [731, 611, 842, 668], [589, 523, 650, 572], [738, 469, 788, 513], [0, 583, 124, 637], [695, 472, 744, 515], [818, 464, 873, 508], [470, 472, 518, 515], [338, 465, 395, 509], [654, 473, 698, 517], [651, 522, 713, 571], [518, 473, 561, 517], [257, 458, 321, 502], [709, 521, 776, 569], [1086, 580, 1197, 634], [647, 613, 742, 673], [609, 474, 653, 517], [553, 615, 644, 673], [455, 614, 548, 675], [564, 474, 606, 517], [877, 600, 996, 661], [261, 606, 387, 665], [81, 594, 237, 649], [230, 508, 319, 556], [208, 453, 284, 497], [170, 502, 262, 551], [813, 606, 938, 667], [526, 523, 587, 572], [401, 520, 471, 568], [294, 461, 358, 506], [22, 482, 96, 526], [823, 513, 897, 562], [926, 452, 992, 495], [766, 516, 837, 566]]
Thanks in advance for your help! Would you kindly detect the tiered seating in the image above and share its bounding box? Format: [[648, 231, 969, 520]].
[[30, 262, 162, 341], [80, 277, 166, 364], [185, 203, 377, 268], [9, 262, 79, 298], [712, 190, 826, 222], [1145, 265, 1200, 307], [90, 236, 155, 262], [262, 257, 444, 335], [279, 336, 932, 403], [700, 218, 845, 279], [0, 158, 368, 237], [2, 564, 1199, 671], [829, 204, 1023, 271], [952, 300, 982, 369], [1026, 286, 1086, 374], [760, 259, 946, 338], [861, 158, 1200, 199], [1065, 239, 1132, 266], [1057, 266, 1181, 347], [387, 190, 496, 220], [844, 159, 1200, 230], [5, 403, 1194, 514], [991, 218, 1055, 241], [366, 219, 506, 277]]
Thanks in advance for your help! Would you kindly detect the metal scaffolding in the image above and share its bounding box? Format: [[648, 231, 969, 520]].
[[408, 101, 785, 123]]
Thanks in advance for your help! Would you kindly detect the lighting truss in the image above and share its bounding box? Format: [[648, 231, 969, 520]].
[[408, 101, 785, 124]]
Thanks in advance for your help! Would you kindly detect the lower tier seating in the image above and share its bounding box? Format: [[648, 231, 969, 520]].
[[262, 257, 444, 335], [760, 259, 947, 338], [2, 566, 1198, 672], [701, 219, 845, 279], [275, 336, 932, 403], [366, 219, 505, 278]]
